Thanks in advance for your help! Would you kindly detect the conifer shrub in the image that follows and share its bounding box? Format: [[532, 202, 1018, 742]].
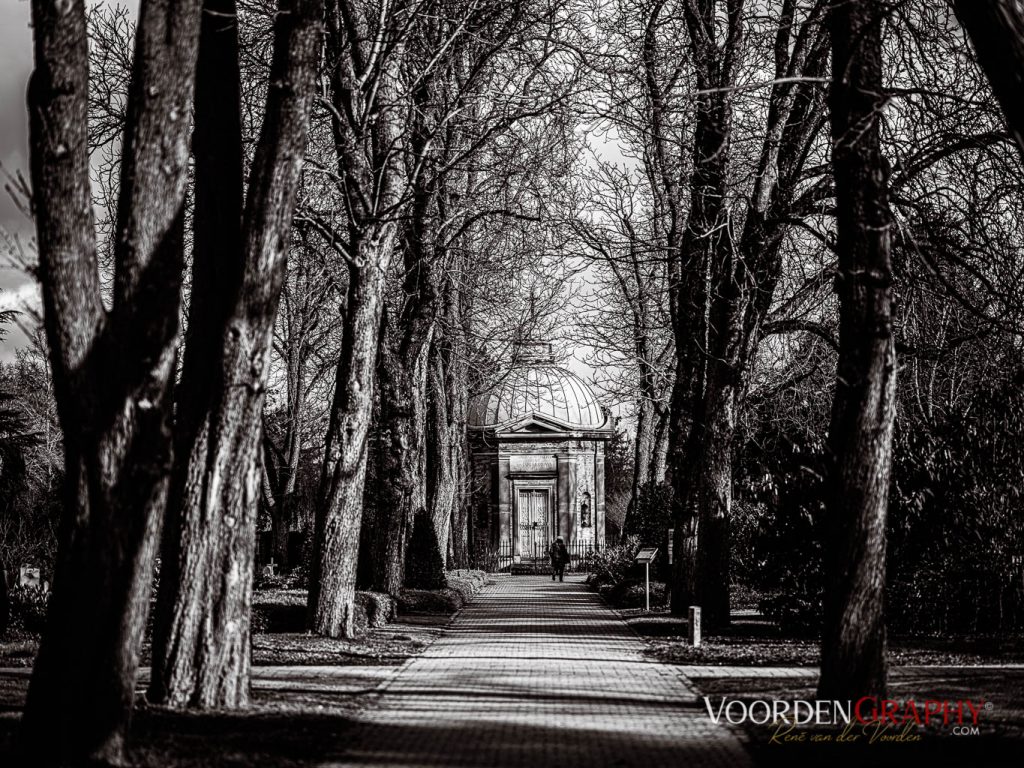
[[404, 508, 447, 590]]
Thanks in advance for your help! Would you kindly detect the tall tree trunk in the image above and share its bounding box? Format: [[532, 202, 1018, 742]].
[[426, 346, 455, 564], [426, 294, 470, 568], [623, 398, 655, 536], [685, 348, 740, 628], [20, 0, 201, 762], [650, 404, 670, 483], [307, 0, 407, 637], [952, 1, 1024, 159], [372, 326, 431, 594], [668, 0, 826, 621], [667, 0, 739, 614], [309, 237, 394, 637], [818, 0, 896, 701], [149, 0, 321, 709]]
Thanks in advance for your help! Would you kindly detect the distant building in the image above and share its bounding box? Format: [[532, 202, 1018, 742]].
[[467, 343, 615, 560]]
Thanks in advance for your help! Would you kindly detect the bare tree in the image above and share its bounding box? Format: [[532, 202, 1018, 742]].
[[308, 0, 585, 629], [569, 161, 674, 533], [149, 0, 322, 709], [817, 0, 896, 701], [952, 1, 1024, 159], [262, 224, 343, 571], [20, 0, 202, 761]]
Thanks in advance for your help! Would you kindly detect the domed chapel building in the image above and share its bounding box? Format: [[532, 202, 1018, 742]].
[[468, 343, 616, 562]]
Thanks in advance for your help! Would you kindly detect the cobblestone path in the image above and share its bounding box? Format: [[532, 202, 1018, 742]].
[[339, 574, 751, 767]]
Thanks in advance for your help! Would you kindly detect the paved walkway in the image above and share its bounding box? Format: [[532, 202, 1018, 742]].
[[339, 575, 750, 767]]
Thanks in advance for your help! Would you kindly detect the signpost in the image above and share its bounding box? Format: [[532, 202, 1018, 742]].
[[635, 547, 659, 612]]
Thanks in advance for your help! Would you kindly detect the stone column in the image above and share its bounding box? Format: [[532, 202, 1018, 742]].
[[595, 445, 606, 547], [557, 455, 576, 545], [498, 456, 512, 556]]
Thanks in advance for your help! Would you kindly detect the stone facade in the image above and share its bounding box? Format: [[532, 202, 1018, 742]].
[[468, 350, 614, 559]]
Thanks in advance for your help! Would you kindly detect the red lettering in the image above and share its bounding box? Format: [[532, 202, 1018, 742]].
[[854, 696, 877, 724], [881, 699, 900, 725], [902, 700, 922, 726], [963, 700, 984, 726], [923, 700, 942, 726]]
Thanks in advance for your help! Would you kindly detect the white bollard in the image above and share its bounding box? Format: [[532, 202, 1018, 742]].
[[689, 606, 701, 647]]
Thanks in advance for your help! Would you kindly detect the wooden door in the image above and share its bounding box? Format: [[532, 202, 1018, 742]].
[[517, 489, 550, 559]]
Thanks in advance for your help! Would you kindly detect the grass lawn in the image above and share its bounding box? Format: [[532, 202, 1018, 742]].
[[690, 668, 1024, 767], [620, 608, 1024, 666], [0, 578, 483, 766], [617, 606, 1024, 766]]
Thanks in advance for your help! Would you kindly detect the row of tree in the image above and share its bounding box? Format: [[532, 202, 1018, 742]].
[[575, 0, 1024, 701], [13, 0, 1024, 764], [20, 0, 587, 764]]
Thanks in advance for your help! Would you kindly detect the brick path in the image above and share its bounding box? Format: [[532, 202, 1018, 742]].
[[339, 574, 751, 767]]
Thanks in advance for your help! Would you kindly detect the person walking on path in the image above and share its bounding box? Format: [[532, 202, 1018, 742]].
[[549, 537, 569, 581]]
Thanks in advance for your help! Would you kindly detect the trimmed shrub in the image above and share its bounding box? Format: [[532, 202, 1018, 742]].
[[404, 508, 447, 590], [398, 588, 465, 614], [600, 580, 668, 609], [356, 591, 397, 628]]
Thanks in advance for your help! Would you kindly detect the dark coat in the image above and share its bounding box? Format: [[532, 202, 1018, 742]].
[[549, 541, 569, 567]]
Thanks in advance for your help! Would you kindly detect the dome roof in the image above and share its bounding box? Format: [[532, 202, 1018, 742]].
[[469, 364, 607, 429]]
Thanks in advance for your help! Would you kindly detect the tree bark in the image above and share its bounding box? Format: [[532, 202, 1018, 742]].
[[623, 398, 655, 536], [952, 1, 1024, 160], [667, 0, 828, 624], [149, 0, 321, 709], [20, 0, 201, 762], [372, 319, 431, 594], [650, 404, 670, 483], [427, 272, 471, 568], [817, 0, 896, 701], [310, 242, 393, 636], [667, 0, 743, 618], [306, 0, 406, 637]]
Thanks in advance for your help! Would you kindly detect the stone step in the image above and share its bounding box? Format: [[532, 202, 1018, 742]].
[[510, 563, 554, 575]]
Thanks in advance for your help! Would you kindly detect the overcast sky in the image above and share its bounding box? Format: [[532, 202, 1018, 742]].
[[0, 2, 617, 423], [0, 1, 37, 356]]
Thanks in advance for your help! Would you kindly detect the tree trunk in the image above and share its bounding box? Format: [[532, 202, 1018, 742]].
[[667, 73, 735, 617], [817, 0, 896, 701], [667, 0, 826, 620], [952, 1, 1024, 159], [20, 0, 201, 762], [685, 354, 740, 628], [426, 302, 470, 568], [309, 236, 394, 637], [372, 329, 430, 594], [650, 405, 670, 483], [149, 0, 321, 709], [270, 502, 292, 570], [623, 398, 655, 536]]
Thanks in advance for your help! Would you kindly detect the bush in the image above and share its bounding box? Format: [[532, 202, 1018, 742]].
[[398, 588, 465, 614], [255, 567, 308, 591], [589, 536, 640, 587], [404, 508, 447, 590], [6, 585, 50, 635], [0, 572, 8, 636], [628, 483, 673, 546], [356, 591, 397, 628], [398, 569, 488, 615], [600, 580, 668, 609], [758, 593, 820, 634]]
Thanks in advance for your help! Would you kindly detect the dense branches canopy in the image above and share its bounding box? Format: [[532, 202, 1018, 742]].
[[3, 0, 1024, 760]]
